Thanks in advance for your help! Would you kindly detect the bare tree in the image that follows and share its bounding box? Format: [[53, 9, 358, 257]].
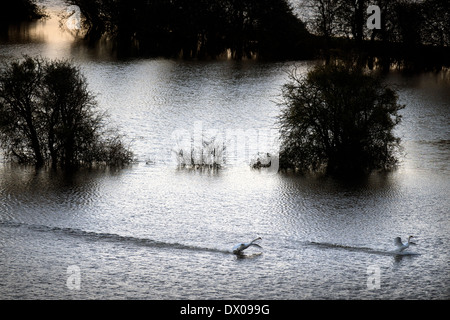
[[299, 0, 341, 39], [300, 0, 371, 43], [421, 0, 450, 47], [0, 57, 45, 166], [0, 56, 133, 170], [279, 62, 404, 175]]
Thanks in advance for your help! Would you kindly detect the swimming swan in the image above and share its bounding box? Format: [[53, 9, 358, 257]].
[[232, 237, 262, 254], [394, 235, 416, 252]]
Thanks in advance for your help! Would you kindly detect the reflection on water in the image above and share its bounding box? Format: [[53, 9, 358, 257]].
[[0, 0, 449, 300]]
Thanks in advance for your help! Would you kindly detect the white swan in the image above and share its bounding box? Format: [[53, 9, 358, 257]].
[[232, 237, 262, 254], [394, 235, 416, 252]]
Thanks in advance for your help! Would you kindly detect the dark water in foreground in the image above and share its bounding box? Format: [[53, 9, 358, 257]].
[[0, 1, 449, 300]]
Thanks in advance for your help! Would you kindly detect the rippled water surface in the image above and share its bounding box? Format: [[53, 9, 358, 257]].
[[0, 1, 449, 300]]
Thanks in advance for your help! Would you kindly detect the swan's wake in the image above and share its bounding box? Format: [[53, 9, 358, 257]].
[[307, 241, 420, 256]]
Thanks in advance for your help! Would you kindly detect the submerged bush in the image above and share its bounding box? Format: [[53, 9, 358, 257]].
[[278, 63, 404, 175], [0, 56, 133, 170]]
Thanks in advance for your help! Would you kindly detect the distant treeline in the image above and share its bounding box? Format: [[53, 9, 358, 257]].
[[68, 0, 313, 60], [2, 0, 449, 66], [301, 0, 450, 69], [301, 0, 449, 48]]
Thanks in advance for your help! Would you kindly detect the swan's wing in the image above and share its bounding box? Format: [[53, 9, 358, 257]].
[[232, 243, 244, 252], [234, 242, 254, 252], [233, 238, 261, 253], [394, 237, 403, 248]]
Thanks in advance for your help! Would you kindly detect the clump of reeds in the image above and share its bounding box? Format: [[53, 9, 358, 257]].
[[173, 135, 226, 170]]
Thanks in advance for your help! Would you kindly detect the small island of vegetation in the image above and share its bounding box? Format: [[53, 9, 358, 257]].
[[278, 62, 404, 176], [0, 56, 133, 170]]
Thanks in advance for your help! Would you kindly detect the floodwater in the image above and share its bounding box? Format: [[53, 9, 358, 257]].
[[0, 1, 449, 300]]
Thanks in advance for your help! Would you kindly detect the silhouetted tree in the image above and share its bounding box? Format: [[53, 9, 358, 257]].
[[335, 0, 368, 43], [0, 57, 45, 166], [394, 1, 423, 47], [300, 0, 340, 43], [278, 63, 404, 175], [254, 0, 310, 60], [0, 56, 133, 170], [421, 0, 450, 47]]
